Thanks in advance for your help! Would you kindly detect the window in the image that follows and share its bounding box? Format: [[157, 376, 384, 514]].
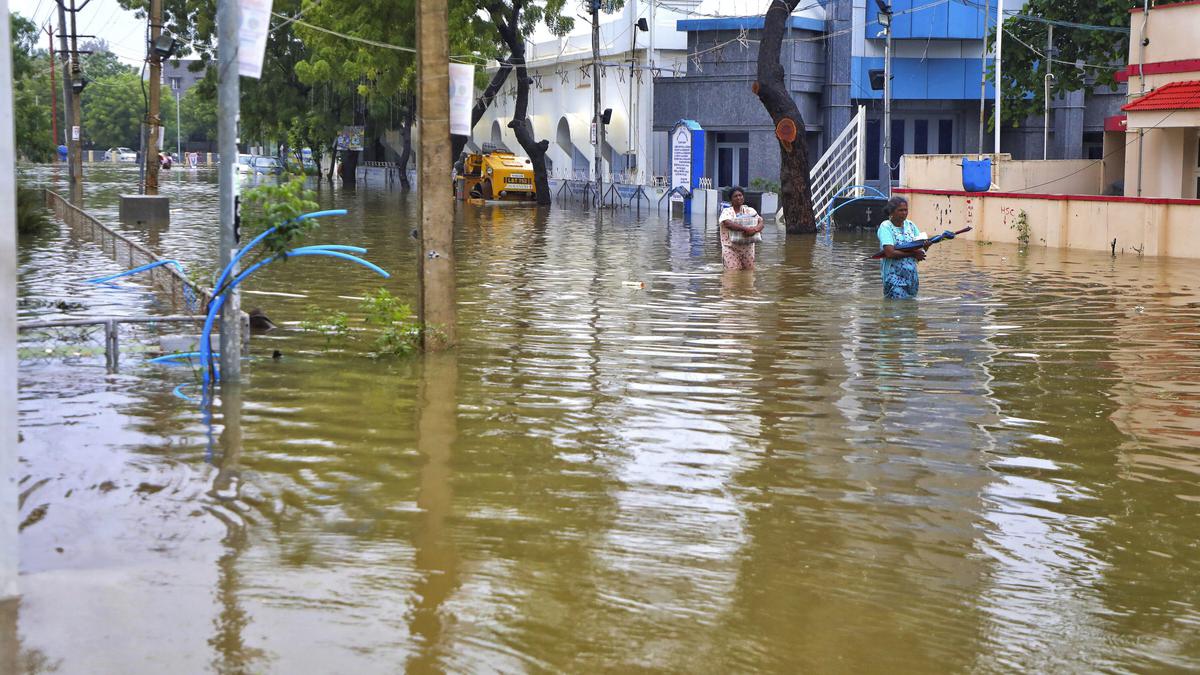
[[914, 120, 928, 155], [938, 120, 953, 154], [866, 119, 880, 181], [169, 77, 182, 91]]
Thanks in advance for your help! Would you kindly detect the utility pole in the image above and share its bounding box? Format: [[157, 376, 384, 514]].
[[217, 0, 241, 380], [993, 0, 1002, 154], [1043, 25, 1053, 160], [877, 0, 892, 196], [67, 0, 83, 203], [45, 24, 58, 151], [628, 0, 635, 182], [591, 0, 604, 205], [144, 0, 163, 195], [55, 1, 78, 201], [416, 0, 456, 349], [3, 0, 22, 608], [978, 0, 988, 154]]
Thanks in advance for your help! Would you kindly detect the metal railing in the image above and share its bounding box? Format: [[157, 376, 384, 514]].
[[18, 315, 203, 372], [808, 105, 867, 218], [44, 189, 215, 314]]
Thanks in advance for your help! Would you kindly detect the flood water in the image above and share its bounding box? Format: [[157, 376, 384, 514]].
[[12, 164, 1200, 672]]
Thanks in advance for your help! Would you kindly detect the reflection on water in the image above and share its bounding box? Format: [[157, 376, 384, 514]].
[[13, 165, 1200, 671]]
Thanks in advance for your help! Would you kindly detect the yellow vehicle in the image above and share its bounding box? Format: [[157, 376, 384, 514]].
[[455, 144, 537, 202]]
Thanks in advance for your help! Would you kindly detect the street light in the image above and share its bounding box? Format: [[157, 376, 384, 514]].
[[876, 0, 893, 196], [173, 79, 181, 160]]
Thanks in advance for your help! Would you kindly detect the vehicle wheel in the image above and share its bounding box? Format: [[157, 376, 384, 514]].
[[481, 179, 493, 200]]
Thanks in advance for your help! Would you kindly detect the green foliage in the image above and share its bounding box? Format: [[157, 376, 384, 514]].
[[16, 187, 52, 236], [180, 74, 218, 143], [301, 305, 350, 347], [80, 43, 135, 81], [10, 13, 57, 161], [1012, 209, 1031, 249], [750, 177, 781, 194], [81, 72, 177, 150], [360, 289, 421, 357], [992, 0, 1130, 128], [240, 178, 320, 256], [300, 290, 422, 358]]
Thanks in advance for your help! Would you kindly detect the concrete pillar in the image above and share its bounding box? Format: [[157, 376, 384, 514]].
[[825, 0, 854, 152], [2, 0, 22, 603], [1054, 88, 1086, 160], [416, 0, 456, 349]]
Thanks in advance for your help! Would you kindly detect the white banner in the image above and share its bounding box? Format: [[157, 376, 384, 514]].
[[237, 0, 274, 79], [670, 124, 691, 201], [449, 63, 475, 137]]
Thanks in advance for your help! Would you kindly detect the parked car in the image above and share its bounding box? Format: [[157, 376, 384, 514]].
[[106, 147, 137, 162], [235, 153, 255, 174], [253, 156, 284, 175]]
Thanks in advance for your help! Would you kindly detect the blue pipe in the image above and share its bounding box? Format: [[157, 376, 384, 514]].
[[290, 245, 368, 254], [148, 351, 211, 364], [199, 248, 389, 388], [172, 382, 196, 401], [211, 209, 349, 301], [85, 259, 184, 284]]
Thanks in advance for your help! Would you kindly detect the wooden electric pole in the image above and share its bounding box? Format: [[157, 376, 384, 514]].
[[416, 0, 456, 350], [144, 0, 162, 195]]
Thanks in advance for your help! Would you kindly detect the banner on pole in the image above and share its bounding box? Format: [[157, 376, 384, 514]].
[[237, 0, 274, 79], [449, 63, 475, 137]]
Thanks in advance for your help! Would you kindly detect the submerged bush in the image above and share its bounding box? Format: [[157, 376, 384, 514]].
[[16, 186, 51, 236], [300, 289, 422, 358]]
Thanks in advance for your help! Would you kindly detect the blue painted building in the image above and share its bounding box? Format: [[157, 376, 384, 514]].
[[653, 0, 1123, 188]]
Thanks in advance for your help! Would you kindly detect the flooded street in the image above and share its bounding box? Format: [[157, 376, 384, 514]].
[[13, 165, 1200, 672]]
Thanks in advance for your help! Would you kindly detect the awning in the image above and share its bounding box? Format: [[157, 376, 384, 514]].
[[1122, 80, 1200, 112]]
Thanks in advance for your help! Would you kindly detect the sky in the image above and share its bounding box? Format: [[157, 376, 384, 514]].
[[11, 0, 151, 66]]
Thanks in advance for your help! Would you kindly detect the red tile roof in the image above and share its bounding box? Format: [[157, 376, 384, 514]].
[[1122, 80, 1200, 111]]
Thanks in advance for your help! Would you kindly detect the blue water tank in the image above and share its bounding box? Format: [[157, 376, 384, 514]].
[[962, 157, 991, 192]]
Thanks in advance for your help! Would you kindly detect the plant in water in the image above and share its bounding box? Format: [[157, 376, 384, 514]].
[[300, 305, 350, 348], [17, 186, 51, 236], [360, 289, 422, 357], [241, 178, 321, 257], [1012, 209, 1031, 249]]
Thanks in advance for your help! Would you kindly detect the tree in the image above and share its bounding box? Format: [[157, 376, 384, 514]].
[[755, 0, 816, 234], [480, 0, 573, 206], [993, 0, 1132, 128], [82, 72, 176, 151], [10, 13, 57, 161], [80, 41, 134, 81], [180, 73, 217, 144]]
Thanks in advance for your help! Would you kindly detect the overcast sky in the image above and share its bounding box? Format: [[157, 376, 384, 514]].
[[11, 0, 150, 66]]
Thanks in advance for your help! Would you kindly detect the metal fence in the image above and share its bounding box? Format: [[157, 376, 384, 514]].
[[45, 189, 213, 315], [17, 316, 205, 371]]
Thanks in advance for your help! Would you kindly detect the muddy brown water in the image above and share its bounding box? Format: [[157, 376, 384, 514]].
[[11, 164, 1200, 672]]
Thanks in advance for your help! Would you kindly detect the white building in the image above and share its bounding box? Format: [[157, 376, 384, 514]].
[[472, 0, 699, 185]]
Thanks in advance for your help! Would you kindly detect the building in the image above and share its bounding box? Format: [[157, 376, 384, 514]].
[[1108, 0, 1200, 199], [472, 0, 693, 185], [160, 58, 207, 98]]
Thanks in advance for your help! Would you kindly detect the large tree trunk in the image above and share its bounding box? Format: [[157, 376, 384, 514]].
[[506, 43, 551, 206], [451, 61, 513, 161], [342, 150, 359, 187], [755, 0, 816, 234]]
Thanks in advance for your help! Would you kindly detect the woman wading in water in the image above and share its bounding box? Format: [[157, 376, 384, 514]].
[[718, 186, 764, 270]]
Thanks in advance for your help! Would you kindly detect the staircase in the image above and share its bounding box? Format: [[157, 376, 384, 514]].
[[808, 105, 866, 217]]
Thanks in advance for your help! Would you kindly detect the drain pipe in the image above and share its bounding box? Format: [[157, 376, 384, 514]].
[[1136, 0, 1149, 196]]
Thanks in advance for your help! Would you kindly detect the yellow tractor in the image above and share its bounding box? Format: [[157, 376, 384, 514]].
[[455, 144, 537, 202]]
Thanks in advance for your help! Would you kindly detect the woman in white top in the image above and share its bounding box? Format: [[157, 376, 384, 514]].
[[718, 186, 764, 270]]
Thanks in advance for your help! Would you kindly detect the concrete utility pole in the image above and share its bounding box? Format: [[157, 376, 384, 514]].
[[67, 0, 83, 203], [174, 81, 181, 159], [591, 0, 604, 203], [217, 0, 242, 380], [56, 1, 79, 201], [416, 0, 456, 349], [144, 0, 163, 195], [2, 0, 20, 607]]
